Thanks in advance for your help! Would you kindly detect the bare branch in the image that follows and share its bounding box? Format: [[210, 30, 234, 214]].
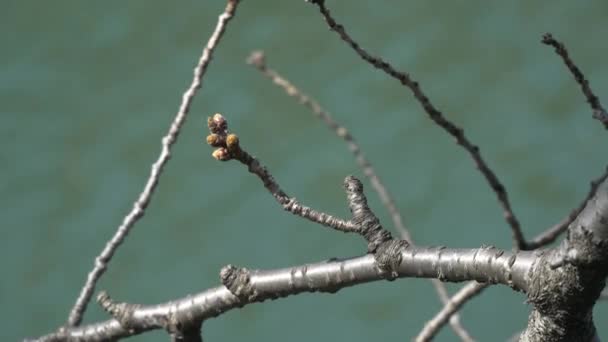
[[206, 113, 394, 252], [206, 113, 355, 233], [246, 50, 412, 241], [307, 0, 526, 250], [96, 291, 203, 342], [416, 282, 487, 342], [29, 247, 534, 341], [542, 33, 608, 129], [431, 279, 481, 342], [65, 0, 242, 327], [527, 33, 608, 250], [247, 51, 475, 340], [528, 166, 608, 249], [247, 51, 411, 241]]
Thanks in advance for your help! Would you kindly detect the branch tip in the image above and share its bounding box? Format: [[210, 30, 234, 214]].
[[542, 32, 608, 129], [97, 291, 139, 332], [246, 50, 266, 69]]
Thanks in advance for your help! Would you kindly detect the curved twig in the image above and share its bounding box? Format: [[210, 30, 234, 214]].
[[542, 33, 608, 129], [306, 0, 525, 251], [65, 0, 242, 327]]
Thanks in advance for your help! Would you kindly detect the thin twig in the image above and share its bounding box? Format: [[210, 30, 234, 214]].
[[307, 0, 526, 251], [246, 50, 411, 241], [65, 0, 242, 327], [247, 51, 475, 340], [527, 166, 608, 249], [206, 114, 355, 232], [528, 33, 608, 249], [415, 282, 488, 342], [542, 33, 608, 129], [431, 279, 478, 342]]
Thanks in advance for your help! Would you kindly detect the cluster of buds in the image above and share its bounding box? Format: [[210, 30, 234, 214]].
[[206, 113, 240, 161]]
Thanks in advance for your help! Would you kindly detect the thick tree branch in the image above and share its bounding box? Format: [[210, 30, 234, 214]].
[[306, 0, 526, 251], [28, 246, 534, 341], [521, 178, 608, 341], [65, 0, 242, 328]]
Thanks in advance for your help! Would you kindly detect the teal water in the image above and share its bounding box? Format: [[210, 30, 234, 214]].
[[2, 1, 607, 341]]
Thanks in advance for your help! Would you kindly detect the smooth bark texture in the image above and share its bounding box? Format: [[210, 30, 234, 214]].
[[30, 244, 538, 341]]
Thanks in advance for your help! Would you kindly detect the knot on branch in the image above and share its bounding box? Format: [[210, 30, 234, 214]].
[[157, 301, 204, 341], [551, 225, 608, 269], [220, 264, 256, 302], [344, 176, 392, 252], [97, 291, 140, 332], [374, 239, 408, 280], [165, 317, 203, 342]]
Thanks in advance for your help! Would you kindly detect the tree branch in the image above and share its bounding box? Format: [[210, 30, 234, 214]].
[[525, 33, 608, 250], [416, 282, 487, 342], [521, 177, 608, 341], [206, 113, 394, 252], [65, 0, 242, 328], [28, 246, 534, 341], [246, 50, 411, 241], [541, 33, 608, 129], [527, 166, 608, 249], [246, 50, 476, 341], [306, 0, 526, 251]]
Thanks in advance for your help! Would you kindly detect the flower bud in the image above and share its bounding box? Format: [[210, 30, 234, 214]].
[[206, 133, 223, 147], [212, 147, 230, 161], [208, 113, 227, 133], [226, 133, 239, 151]]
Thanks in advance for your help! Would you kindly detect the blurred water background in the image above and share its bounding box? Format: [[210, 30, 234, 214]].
[[2, 1, 607, 341]]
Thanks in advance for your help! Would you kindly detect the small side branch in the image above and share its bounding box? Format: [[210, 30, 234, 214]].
[[528, 166, 608, 249], [65, 0, 242, 327], [247, 51, 474, 340], [205, 114, 392, 252], [542, 33, 608, 129], [416, 282, 488, 342], [246, 50, 411, 241], [206, 113, 354, 232], [307, 0, 525, 250]]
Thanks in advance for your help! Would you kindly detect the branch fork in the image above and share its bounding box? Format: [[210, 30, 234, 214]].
[[205, 113, 410, 289]]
